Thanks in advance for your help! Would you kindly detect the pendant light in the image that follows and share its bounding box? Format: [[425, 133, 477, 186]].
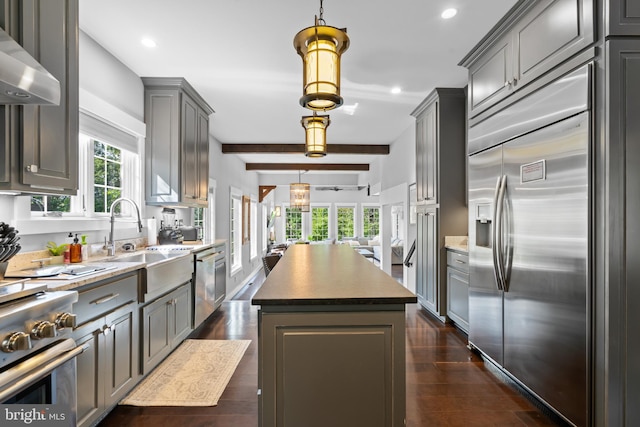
[[301, 113, 330, 157], [294, 0, 349, 111], [290, 171, 310, 212]]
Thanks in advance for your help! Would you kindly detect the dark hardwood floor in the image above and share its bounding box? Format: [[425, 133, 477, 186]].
[[98, 268, 564, 427]]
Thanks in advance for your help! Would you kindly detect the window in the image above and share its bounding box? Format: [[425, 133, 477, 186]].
[[362, 206, 380, 238], [285, 207, 302, 241], [93, 140, 123, 214], [230, 190, 242, 273], [194, 207, 204, 240], [250, 200, 258, 258], [30, 196, 70, 216], [310, 206, 329, 241], [262, 205, 269, 251], [337, 206, 355, 239], [30, 128, 140, 218]]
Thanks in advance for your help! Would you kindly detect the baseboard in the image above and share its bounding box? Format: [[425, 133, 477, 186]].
[[227, 264, 263, 300]]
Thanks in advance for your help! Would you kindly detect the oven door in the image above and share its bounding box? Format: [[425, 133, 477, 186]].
[[0, 338, 83, 425]]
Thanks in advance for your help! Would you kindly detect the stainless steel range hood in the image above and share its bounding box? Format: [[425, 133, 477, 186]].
[[0, 27, 60, 105]]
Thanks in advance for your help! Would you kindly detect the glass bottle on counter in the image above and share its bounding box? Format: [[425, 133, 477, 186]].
[[70, 234, 82, 263]]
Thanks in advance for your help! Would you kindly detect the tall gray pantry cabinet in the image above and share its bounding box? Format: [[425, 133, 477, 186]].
[[459, 0, 640, 424], [0, 0, 79, 194], [411, 88, 467, 320]]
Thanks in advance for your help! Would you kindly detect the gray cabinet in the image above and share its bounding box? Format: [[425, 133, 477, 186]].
[[142, 77, 214, 207], [446, 249, 469, 333], [141, 283, 192, 374], [73, 272, 140, 427], [416, 208, 437, 313], [0, 0, 78, 194], [412, 88, 465, 204], [411, 88, 467, 320], [461, 0, 594, 119], [606, 0, 640, 36]]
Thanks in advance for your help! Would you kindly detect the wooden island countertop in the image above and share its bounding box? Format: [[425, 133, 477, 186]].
[[251, 244, 417, 306]]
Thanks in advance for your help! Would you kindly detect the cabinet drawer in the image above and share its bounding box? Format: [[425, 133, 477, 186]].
[[446, 250, 469, 273], [74, 272, 139, 325]]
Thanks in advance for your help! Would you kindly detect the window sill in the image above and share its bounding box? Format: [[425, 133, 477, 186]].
[[230, 264, 243, 277]]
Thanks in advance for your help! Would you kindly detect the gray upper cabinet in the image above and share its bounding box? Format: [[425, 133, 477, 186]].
[[606, 0, 640, 36], [0, 0, 78, 194], [411, 88, 466, 205], [461, 0, 594, 119], [142, 77, 214, 207]]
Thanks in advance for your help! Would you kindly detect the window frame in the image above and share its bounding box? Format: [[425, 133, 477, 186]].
[[229, 187, 243, 275], [309, 204, 330, 241], [361, 204, 381, 239], [284, 204, 304, 241], [335, 204, 356, 240], [250, 198, 258, 259]]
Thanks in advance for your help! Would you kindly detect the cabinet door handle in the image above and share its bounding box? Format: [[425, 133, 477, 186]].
[[91, 293, 119, 305], [455, 259, 466, 264]]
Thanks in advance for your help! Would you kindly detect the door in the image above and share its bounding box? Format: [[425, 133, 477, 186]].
[[501, 112, 589, 426], [468, 144, 503, 365]]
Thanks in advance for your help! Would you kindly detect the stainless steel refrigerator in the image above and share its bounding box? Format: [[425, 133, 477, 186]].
[[468, 65, 590, 426]]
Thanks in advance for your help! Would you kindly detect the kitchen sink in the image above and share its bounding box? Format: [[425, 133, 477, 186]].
[[106, 251, 187, 265], [107, 251, 194, 302]]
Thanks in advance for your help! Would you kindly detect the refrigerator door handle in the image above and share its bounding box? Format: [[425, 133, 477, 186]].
[[491, 176, 504, 291], [495, 175, 508, 291]]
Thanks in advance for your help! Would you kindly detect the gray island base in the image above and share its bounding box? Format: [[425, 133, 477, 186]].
[[252, 245, 417, 427]]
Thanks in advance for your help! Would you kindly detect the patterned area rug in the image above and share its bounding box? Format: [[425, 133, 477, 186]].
[[120, 339, 250, 406]]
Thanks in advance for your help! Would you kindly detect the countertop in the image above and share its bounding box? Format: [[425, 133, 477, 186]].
[[12, 240, 227, 292], [444, 236, 468, 253], [251, 245, 417, 306]]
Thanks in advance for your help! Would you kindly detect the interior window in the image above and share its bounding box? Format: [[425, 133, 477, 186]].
[[362, 206, 380, 238], [310, 206, 329, 241], [285, 207, 302, 241], [93, 140, 123, 214], [336, 206, 355, 239]]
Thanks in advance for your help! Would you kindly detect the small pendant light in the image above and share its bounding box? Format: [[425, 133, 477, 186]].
[[301, 114, 330, 157], [290, 171, 310, 212], [294, 0, 349, 111]]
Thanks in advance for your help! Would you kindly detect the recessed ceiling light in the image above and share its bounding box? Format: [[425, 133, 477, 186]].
[[441, 8, 458, 19], [141, 38, 157, 48], [391, 87, 402, 95]]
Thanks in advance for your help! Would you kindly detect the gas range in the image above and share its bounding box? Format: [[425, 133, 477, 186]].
[[0, 279, 78, 369]]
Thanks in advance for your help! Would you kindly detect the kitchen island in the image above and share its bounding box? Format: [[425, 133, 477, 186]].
[[252, 244, 416, 427]]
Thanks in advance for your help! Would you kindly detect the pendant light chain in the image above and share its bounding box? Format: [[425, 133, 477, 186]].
[[318, 0, 325, 25]]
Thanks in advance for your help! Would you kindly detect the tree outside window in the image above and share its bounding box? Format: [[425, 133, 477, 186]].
[[362, 207, 380, 238], [310, 207, 329, 241], [285, 207, 302, 240], [337, 206, 355, 240], [194, 207, 204, 240], [30, 195, 70, 215], [94, 140, 122, 214]]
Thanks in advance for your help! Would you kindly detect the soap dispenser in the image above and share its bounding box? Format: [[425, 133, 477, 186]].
[[70, 233, 82, 263]]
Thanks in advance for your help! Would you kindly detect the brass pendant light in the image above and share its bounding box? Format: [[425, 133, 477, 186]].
[[290, 171, 310, 212], [293, 0, 349, 111], [301, 114, 330, 157]]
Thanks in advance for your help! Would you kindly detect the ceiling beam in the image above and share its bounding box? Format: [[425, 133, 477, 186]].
[[246, 163, 369, 171], [223, 144, 389, 155]]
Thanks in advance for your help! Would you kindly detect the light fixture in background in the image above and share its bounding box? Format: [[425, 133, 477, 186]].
[[274, 206, 281, 217], [294, 0, 350, 111], [290, 171, 310, 212], [441, 8, 458, 19], [301, 114, 330, 157]]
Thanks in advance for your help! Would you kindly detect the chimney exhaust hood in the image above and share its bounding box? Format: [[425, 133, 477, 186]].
[[0, 27, 60, 105]]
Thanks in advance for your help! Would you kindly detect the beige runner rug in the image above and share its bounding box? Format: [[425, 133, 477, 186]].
[[120, 339, 250, 406]]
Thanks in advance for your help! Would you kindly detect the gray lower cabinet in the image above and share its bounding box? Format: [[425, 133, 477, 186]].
[[446, 249, 469, 333], [0, 0, 79, 194], [416, 209, 437, 313], [73, 272, 140, 427], [141, 283, 192, 374], [461, 0, 594, 120]]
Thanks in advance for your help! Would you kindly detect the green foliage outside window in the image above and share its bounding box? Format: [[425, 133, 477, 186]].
[[94, 140, 122, 213], [337, 207, 354, 240], [309, 207, 329, 241], [30, 195, 70, 214], [363, 207, 380, 238], [286, 207, 302, 240]]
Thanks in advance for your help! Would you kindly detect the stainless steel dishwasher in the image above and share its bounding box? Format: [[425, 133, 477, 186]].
[[194, 244, 226, 327]]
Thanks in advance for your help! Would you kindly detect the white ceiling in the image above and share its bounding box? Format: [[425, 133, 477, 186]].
[[79, 0, 517, 177]]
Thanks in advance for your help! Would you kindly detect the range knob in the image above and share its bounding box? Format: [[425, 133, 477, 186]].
[[1, 332, 32, 353], [31, 321, 57, 340], [55, 312, 77, 330]]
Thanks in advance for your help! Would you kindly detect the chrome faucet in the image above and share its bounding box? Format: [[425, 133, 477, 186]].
[[105, 197, 143, 256]]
